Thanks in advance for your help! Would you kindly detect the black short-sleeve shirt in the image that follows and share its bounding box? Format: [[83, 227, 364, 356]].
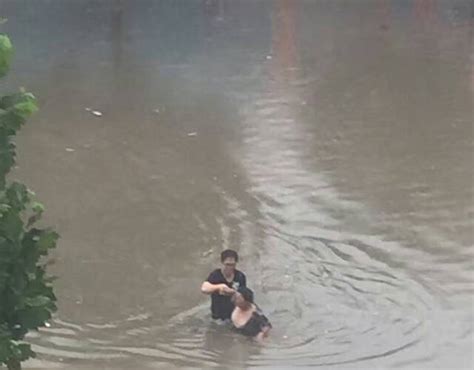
[[207, 269, 247, 320]]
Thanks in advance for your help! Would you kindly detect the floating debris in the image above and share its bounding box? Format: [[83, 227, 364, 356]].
[[187, 132, 197, 137], [202, 248, 213, 257], [85, 107, 103, 117], [65, 148, 75, 152], [44, 322, 51, 328], [266, 55, 273, 60], [153, 108, 160, 114]]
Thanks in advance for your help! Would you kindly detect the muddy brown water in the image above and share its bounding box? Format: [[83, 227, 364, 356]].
[[1, 0, 473, 369]]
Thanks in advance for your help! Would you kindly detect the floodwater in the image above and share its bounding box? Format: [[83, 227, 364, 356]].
[[1, 0, 473, 369]]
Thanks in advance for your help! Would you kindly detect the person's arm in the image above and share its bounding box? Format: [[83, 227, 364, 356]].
[[201, 281, 234, 295], [255, 325, 271, 342], [255, 313, 272, 341], [230, 308, 239, 326], [261, 325, 271, 337], [201, 270, 235, 295]]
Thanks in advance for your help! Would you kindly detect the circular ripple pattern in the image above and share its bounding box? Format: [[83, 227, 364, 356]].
[[28, 226, 434, 368]]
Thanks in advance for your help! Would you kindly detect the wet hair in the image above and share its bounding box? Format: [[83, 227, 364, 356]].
[[238, 286, 254, 304], [221, 249, 239, 262]]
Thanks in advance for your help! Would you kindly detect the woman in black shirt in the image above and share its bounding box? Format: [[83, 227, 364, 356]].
[[231, 287, 272, 340]]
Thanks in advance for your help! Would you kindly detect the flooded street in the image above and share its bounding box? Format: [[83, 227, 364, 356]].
[[1, 0, 472, 368]]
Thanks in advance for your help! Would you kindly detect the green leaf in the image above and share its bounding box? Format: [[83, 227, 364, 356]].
[[0, 211, 23, 241], [0, 110, 24, 133], [16, 306, 52, 330], [0, 92, 38, 134], [0, 92, 36, 111], [24, 296, 50, 308], [0, 34, 12, 79], [19, 231, 42, 275], [0, 91, 38, 119], [36, 229, 59, 253], [26, 202, 44, 228], [0, 341, 35, 367], [8, 265, 27, 294], [0, 137, 16, 183], [13, 100, 38, 120], [16, 342, 35, 360], [5, 183, 29, 211], [31, 202, 44, 213], [0, 341, 11, 366]]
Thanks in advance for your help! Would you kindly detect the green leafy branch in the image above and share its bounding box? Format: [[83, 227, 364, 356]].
[[0, 34, 59, 370]]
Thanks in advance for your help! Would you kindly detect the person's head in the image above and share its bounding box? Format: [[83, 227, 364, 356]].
[[221, 249, 238, 275], [232, 286, 254, 309]]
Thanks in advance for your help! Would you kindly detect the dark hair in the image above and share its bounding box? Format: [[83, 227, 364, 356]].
[[238, 286, 254, 303], [221, 249, 239, 262]]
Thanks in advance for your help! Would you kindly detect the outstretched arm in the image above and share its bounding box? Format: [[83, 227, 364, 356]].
[[201, 281, 235, 295]]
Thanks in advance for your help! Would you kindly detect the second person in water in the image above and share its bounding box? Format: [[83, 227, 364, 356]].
[[231, 286, 272, 340]]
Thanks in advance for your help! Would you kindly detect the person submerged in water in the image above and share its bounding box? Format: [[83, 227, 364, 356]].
[[201, 249, 247, 321], [231, 287, 272, 340]]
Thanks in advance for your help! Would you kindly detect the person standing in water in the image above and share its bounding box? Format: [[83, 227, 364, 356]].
[[201, 249, 247, 321], [231, 287, 272, 341]]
